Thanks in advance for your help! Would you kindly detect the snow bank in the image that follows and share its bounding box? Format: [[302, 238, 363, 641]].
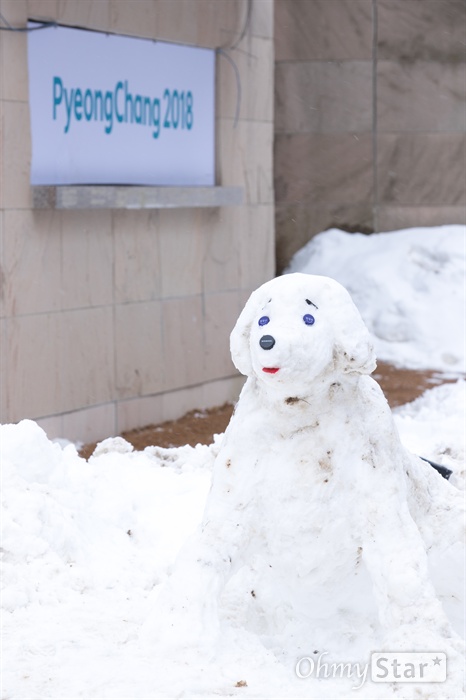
[[1, 422, 214, 599], [285, 225, 466, 372], [1, 421, 213, 698], [394, 379, 465, 490]]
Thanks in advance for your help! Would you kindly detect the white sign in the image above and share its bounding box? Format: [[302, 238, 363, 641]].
[[28, 23, 215, 186]]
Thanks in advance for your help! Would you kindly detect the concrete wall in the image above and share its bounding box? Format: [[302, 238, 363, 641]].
[[274, 0, 466, 272], [0, 0, 275, 442]]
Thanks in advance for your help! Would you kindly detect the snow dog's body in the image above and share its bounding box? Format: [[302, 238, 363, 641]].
[[146, 274, 464, 690]]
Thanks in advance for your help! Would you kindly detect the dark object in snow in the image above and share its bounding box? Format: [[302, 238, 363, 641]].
[[420, 456, 452, 481]]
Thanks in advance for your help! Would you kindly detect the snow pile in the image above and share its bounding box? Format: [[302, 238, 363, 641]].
[[394, 380, 465, 490], [1, 425, 215, 601], [1, 422, 216, 698], [285, 225, 466, 372]]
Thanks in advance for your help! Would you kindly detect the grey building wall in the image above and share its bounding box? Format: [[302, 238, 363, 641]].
[[0, 0, 275, 442], [274, 0, 466, 272]]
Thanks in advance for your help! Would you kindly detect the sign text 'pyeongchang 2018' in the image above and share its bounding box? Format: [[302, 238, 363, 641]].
[[52, 77, 193, 139], [28, 24, 215, 186]]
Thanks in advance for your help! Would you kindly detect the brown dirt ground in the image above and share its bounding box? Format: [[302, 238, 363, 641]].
[[79, 361, 461, 460]]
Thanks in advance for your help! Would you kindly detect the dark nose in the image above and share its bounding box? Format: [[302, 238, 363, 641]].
[[259, 334, 275, 350]]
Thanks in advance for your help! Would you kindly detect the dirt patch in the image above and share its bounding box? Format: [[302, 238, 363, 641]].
[[79, 402, 234, 460], [372, 361, 456, 408], [80, 361, 461, 459]]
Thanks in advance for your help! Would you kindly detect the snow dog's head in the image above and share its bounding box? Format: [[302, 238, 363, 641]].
[[230, 273, 376, 393]]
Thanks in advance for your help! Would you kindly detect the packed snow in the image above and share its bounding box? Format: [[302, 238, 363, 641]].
[[1, 226, 465, 699], [285, 225, 466, 372]]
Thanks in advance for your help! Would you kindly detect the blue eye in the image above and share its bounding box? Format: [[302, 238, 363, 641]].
[[258, 316, 270, 326], [303, 314, 315, 326]]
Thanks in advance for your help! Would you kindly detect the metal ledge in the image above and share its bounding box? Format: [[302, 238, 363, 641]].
[[32, 185, 244, 210]]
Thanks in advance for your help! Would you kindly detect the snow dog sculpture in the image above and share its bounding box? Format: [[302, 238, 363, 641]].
[[147, 273, 464, 692]]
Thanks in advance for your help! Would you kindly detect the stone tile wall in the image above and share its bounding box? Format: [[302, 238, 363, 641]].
[[0, 0, 275, 442], [376, 0, 466, 232], [275, 0, 466, 271]]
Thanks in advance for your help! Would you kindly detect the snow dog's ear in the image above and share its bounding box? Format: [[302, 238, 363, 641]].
[[329, 287, 376, 376], [230, 278, 276, 377]]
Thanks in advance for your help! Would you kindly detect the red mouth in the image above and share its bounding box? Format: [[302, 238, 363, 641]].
[[262, 367, 280, 374]]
